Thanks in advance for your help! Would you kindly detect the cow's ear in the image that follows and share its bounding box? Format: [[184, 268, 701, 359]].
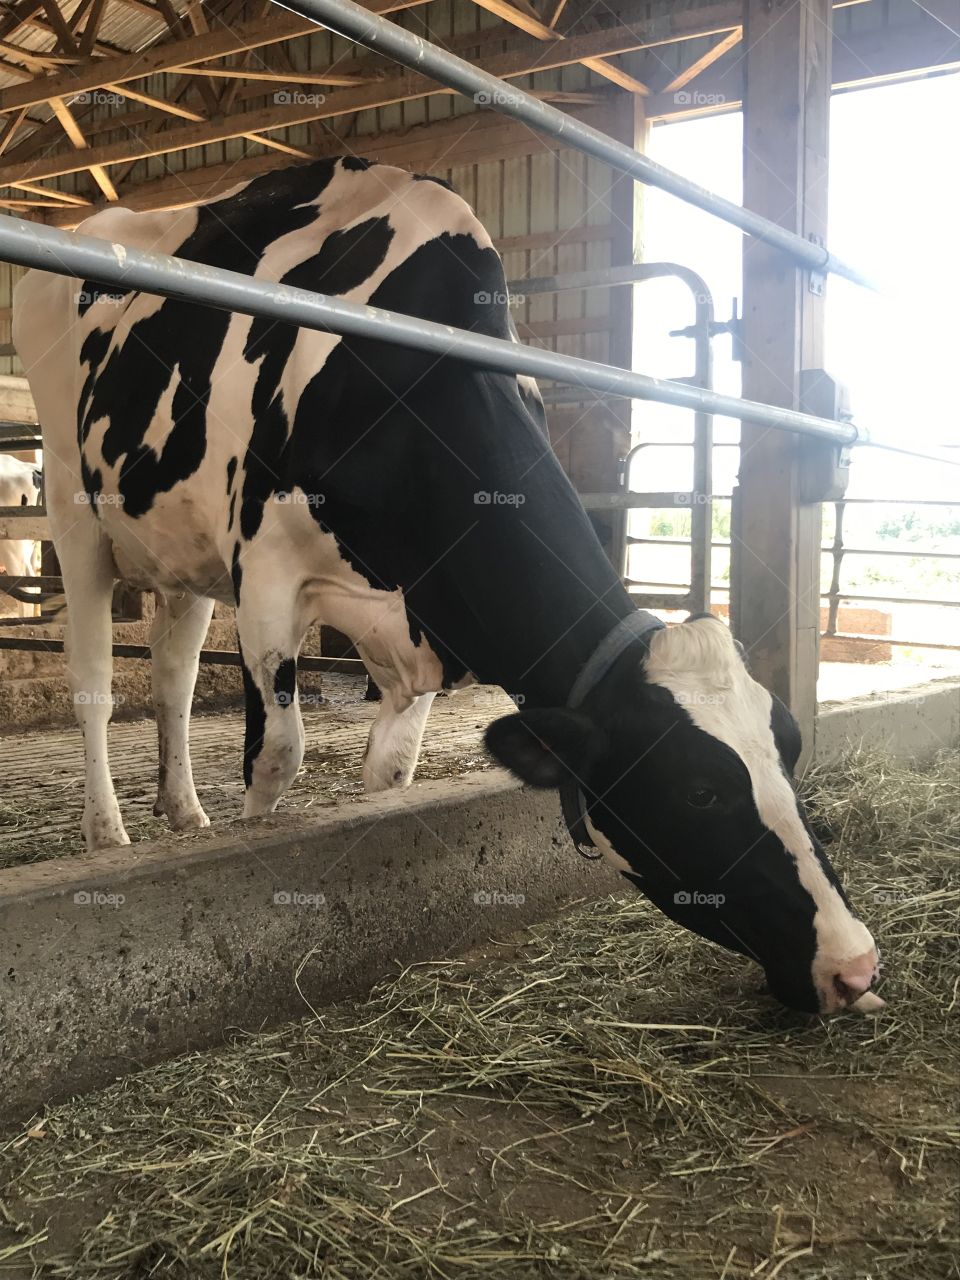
[[770, 694, 802, 777], [485, 708, 604, 789]]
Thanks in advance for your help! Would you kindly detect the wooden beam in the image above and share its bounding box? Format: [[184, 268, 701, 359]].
[[78, 0, 110, 58], [39, 0, 81, 51], [244, 133, 311, 158], [51, 15, 584, 143], [2, 0, 746, 154], [101, 80, 206, 120], [0, 106, 30, 157], [660, 26, 742, 94], [5, 179, 91, 204], [0, 14, 744, 185], [547, 0, 567, 28], [48, 97, 118, 200], [465, 0, 651, 93], [645, 11, 960, 119], [0, 0, 431, 113], [581, 55, 650, 95], [170, 64, 375, 86], [468, 0, 559, 42], [39, 102, 619, 226], [731, 0, 832, 751]]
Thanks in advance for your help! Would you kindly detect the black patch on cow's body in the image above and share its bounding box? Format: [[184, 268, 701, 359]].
[[77, 158, 341, 518], [274, 658, 297, 708], [240, 648, 265, 788], [77, 283, 133, 317], [77, 328, 112, 446], [238, 396, 289, 542], [341, 156, 375, 171], [231, 542, 242, 603], [275, 229, 626, 696], [413, 174, 454, 190], [226, 456, 237, 493], [237, 216, 395, 542], [228, 491, 237, 532]]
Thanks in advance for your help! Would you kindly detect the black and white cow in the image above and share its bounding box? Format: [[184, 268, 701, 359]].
[[13, 157, 881, 1015]]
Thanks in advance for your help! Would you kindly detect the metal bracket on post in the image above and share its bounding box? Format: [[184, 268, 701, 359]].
[[807, 233, 827, 297], [799, 369, 853, 501]]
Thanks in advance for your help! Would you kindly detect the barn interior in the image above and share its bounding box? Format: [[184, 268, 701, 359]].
[[0, 0, 957, 1273]]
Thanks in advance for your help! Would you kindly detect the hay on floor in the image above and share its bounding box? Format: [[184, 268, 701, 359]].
[[0, 749, 957, 1279]]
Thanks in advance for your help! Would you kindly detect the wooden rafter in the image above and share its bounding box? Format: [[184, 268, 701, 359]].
[[580, 55, 650, 95], [48, 96, 119, 200], [0, 0, 454, 113], [28, 0, 123, 200], [39, 0, 82, 48], [38, 99, 620, 225], [466, 0, 650, 93], [5, 178, 91, 204], [68, 0, 98, 35], [78, 0, 111, 58], [546, 0, 567, 27], [216, 0, 270, 113], [660, 26, 743, 94], [0, 107, 31, 157], [105, 79, 207, 121], [0, 13, 739, 185], [171, 64, 376, 86]]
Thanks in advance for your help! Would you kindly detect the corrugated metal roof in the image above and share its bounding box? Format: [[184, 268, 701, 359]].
[[0, 0, 186, 92]]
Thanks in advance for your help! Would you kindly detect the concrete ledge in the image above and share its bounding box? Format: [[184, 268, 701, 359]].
[[0, 771, 619, 1120], [816, 678, 960, 763]]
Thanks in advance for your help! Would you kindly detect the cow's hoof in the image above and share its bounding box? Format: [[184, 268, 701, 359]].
[[82, 817, 131, 852], [169, 807, 210, 833]]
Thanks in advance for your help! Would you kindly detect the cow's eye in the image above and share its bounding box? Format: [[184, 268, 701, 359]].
[[687, 786, 719, 810]]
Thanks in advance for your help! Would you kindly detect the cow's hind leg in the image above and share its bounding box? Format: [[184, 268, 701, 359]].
[[58, 518, 128, 850], [150, 590, 214, 831], [362, 687, 437, 792], [236, 584, 309, 818]]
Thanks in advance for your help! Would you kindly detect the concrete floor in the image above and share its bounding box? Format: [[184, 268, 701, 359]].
[[0, 677, 513, 868], [3, 660, 957, 867]]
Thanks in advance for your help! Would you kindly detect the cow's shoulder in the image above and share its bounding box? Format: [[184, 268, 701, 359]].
[[76, 203, 200, 257]]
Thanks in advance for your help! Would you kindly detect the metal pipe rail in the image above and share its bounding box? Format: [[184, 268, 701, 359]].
[[0, 635, 366, 674], [275, 0, 875, 289], [2, 215, 956, 465]]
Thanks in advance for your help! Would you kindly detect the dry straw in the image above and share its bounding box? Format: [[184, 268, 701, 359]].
[[1, 748, 957, 1278]]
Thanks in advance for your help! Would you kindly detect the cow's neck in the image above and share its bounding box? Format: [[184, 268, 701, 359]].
[[410, 372, 636, 709], [477, 543, 635, 709]]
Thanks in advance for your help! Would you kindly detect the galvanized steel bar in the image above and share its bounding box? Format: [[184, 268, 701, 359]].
[[0, 214, 858, 446], [274, 0, 876, 289], [0, 215, 955, 463]]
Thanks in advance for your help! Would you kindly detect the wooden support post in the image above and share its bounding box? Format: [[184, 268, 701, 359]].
[[731, 0, 833, 760]]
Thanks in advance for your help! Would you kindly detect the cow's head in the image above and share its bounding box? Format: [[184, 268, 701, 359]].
[[486, 614, 880, 1015]]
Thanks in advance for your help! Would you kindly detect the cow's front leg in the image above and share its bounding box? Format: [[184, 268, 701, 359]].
[[362, 688, 436, 791], [236, 596, 307, 818], [150, 590, 214, 831], [58, 515, 129, 850]]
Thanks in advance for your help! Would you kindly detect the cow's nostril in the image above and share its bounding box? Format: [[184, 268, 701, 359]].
[[833, 970, 874, 1005]]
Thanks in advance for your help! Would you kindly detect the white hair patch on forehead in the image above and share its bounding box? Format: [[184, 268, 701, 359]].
[[646, 614, 741, 682], [643, 616, 875, 984]]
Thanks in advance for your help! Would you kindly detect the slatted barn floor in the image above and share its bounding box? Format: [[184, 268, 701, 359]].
[[0, 678, 510, 868]]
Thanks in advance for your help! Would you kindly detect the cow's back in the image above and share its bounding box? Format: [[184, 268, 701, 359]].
[[13, 158, 509, 599]]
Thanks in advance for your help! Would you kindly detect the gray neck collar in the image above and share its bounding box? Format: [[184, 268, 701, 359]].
[[560, 609, 664, 858]]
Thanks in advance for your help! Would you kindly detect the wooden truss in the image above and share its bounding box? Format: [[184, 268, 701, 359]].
[[0, 0, 956, 216]]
